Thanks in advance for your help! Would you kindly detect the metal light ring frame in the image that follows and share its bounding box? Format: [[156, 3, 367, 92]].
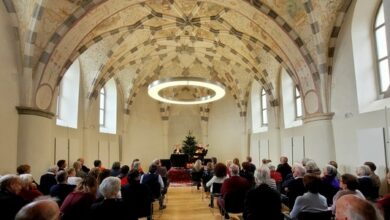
[[148, 77, 226, 105]]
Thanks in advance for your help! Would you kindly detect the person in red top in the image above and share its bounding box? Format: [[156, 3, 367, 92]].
[[60, 176, 97, 220], [269, 164, 282, 183], [218, 164, 250, 219], [18, 174, 43, 202]]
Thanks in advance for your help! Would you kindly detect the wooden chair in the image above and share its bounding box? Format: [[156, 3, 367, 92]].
[[209, 182, 222, 208]]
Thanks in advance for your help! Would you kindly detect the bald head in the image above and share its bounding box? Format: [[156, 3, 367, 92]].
[[15, 199, 60, 220], [335, 195, 382, 220]]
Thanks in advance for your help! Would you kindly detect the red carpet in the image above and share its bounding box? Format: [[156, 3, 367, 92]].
[[167, 167, 192, 186]]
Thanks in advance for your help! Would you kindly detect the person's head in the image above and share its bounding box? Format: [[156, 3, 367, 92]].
[[120, 165, 130, 175], [329, 160, 338, 169], [233, 158, 240, 167], [363, 161, 376, 172], [19, 174, 34, 190], [149, 164, 158, 174], [77, 158, 85, 166], [99, 177, 121, 199], [0, 174, 22, 194], [56, 160, 66, 169], [211, 157, 217, 165], [301, 158, 310, 167], [73, 161, 82, 171], [127, 169, 140, 184], [230, 164, 240, 176], [93, 160, 102, 168], [206, 162, 213, 170], [88, 167, 100, 179], [303, 174, 321, 193], [97, 169, 111, 184], [356, 165, 371, 177], [246, 156, 252, 163], [336, 194, 383, 220], [76, 176, 97, 195], [15, 198, 60, 220], [226, 160, 233, 168], [55, 171, 68, 184], [47, 166, 58, 174], [340, 173, 359, 191], [111, 161, 121, 170], [152, 159, 161, 167], [214, 163, 227, 178], [292, 163, 306, 178], [256, 165, 271, 185], [268, 164, 276, 171], [67, 168, 76, 177], [17, 164, 31, 175], [132, 161, 141, 170], [280, 156, 288, 164], [323, 164, 337, 178], [194, 160, 203, 171], [305, 160, 321, 175]]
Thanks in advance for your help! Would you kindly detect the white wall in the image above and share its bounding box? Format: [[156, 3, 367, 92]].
[[0, 4, 20, 174]]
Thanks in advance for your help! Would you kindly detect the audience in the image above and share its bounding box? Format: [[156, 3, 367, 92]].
[[77, 158, 90, 174], [131, 159, 144, 174], [110, 162, 121, 177], [93, 160, 103, 171], [61, 176, 97, 220], [277, 156, 292, 183], [320, 164, 340, 205], [240, 162, 255, 187], [39, 166, 57, 195], [0, 174, 26, 220], [202, 161, 214, 197], [336, 194, 383, 220], [356, 165, 377, 201], [140, 164, 166, 210], [255, 165, 276, 190], [88, 167, 100, 179], [90, 177, 136, 220], [245, 156, 256, 174], [244, 172, 283, 220], [19, 174, 42, 202], [305, 160, 321, 176], [15, 198, 60, 220], [233, 158, 241, 171], [67, 168, 82, 186], [329, 160, 340, 179], [289, 174, 328, 219], [121, 170, 153, 220], [206, 163, 228, 207], [218, 164, 250, 219], [332, 173, 365, 213], [50, 171, 76, 206]]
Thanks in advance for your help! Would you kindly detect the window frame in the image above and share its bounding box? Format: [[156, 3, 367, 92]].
[[374, 2, 389, 94], [99, 87, 106, 127], [260, 88, 268, 126], [294, 87, 303, 119]]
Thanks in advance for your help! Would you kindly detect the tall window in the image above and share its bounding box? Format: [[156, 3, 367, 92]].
[[99, 88, 106, 127], [375, 3, 389, 93], [295, 87, 302, 118], [260, 88, 268, 126]]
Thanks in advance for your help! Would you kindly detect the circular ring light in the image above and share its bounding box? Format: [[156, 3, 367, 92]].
[[148, 77, 225, 105]]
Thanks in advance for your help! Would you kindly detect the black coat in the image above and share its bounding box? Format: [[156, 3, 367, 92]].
[[0, 190, 27, 220], [39, 173, 57, 195], [89, 198, 137, 220], [121, 182, 153, 218]]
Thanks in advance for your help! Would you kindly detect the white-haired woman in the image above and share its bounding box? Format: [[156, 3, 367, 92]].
[[356, 165, 377, 201], [18, 174, 42, 202], [90, 177, 136, 220], [255, 165, 277, 190]]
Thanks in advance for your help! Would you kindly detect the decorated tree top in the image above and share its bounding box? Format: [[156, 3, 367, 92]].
[[182, 131, 197, 157]]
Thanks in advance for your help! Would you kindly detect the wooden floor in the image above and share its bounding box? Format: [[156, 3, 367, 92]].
[[152, 186, 223, 220]]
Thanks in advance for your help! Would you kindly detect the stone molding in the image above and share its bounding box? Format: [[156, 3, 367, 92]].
[[16, 106, 55, 119], [303, 112, 335, 124]]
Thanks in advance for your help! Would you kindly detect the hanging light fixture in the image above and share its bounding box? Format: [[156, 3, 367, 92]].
[[148, 77, 225, 105]]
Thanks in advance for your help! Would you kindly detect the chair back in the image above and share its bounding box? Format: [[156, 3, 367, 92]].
[[212, 182, 222, 194], [298, 210, 333, 220], [224, 190, 246, 213]]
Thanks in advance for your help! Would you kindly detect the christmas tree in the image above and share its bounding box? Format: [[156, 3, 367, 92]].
[[182, 131, 197, 157]]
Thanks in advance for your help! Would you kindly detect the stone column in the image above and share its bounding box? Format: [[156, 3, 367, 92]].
[[16, 107, 54, 180]]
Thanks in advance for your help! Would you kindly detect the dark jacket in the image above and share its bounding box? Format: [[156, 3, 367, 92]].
[[121, 181, 153, 218], [39, 172, 57, 195], [50, 184, 76, 205], [0, 190, 27, 220], [89, 198, 137, 220]]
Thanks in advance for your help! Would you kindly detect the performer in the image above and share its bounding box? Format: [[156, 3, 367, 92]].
[[173, 144, 182, 154]]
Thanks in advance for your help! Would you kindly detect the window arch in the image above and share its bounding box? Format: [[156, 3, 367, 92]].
[[250, 81, 268, 133], [375, 2, 389, 93], [260, 88, 268, 126], [99, 78, 117, 134], [56, 60, 80, 128], [281, 68, 302, 128]]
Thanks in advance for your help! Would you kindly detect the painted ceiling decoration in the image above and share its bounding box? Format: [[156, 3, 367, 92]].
[[3, 0, 352, 121]]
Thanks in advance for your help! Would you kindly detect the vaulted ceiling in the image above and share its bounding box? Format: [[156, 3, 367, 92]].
[[4, 0, 351, 119]]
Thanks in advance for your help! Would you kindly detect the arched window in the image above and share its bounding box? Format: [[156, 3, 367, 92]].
[[375, 3, 389, 93], [99, 88, 106, 126], [56, 60, 80, 128], [260, 88, 268, 126], [99, 79, 117, 134], [295, 87, 302, 118]]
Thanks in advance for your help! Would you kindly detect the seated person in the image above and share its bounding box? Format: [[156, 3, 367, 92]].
[[122, 170, 153, 219], [284, 163, 306, 209], [140, 164, 166, 210], [332, 173, 365, 213], [356, 165, 377, 201], [320, 164, 340, 205], [18, 174, 43, 202], [15, 198, 60, 220], [0, 175, 26, 220], [206, 163, 228, 207], [173, 144, 182, 154], [202, 162, 214, 196], [39, 166, 57, 195], [50, 171, 76, 206], [289, 174, 328, 219], [90, 177, 136, 220], [336, 194, 383, 220], [377, 171, 390, 219]]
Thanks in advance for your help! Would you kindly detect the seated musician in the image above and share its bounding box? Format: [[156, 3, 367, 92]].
[[173, 144, 182, 154]]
